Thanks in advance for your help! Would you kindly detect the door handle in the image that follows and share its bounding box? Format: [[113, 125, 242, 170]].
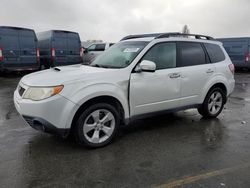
[[169, 73, 181, 78], [206, 69, 214, 74]]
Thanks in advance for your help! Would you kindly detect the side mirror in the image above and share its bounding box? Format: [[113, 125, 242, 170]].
[[137, 60, 156, 72], [84, 48, 89, 54]]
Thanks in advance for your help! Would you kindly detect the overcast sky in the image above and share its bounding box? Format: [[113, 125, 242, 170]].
[[1, 0, 250, 42]]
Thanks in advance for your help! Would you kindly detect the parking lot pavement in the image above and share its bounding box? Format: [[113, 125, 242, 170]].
[[1, 72, 250, 188]]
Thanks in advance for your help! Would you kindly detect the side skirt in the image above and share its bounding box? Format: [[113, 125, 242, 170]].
[[124, 104, 201, 125]]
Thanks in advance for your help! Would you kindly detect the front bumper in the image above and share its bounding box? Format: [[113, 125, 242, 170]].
[[14, 85, 77, 137], [22, 116, 69, 137]]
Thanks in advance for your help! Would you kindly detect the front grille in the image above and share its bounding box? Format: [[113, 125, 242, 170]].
[[18, 86, 25, 97]]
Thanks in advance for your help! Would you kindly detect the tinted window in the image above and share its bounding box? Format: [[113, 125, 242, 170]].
[[180, 42, 206, 66], [19, 30, 35, 37], [19, 36, 36, 49], [54, 32, 67, 38], [68, 33, 80, 50], [0, 35, 19, 49], [54, 37, 67, 49], [95, 44, 105, 51], [68, 38, 80, 50], [67, 33, 79, 39], [204, 43, 225, 63], [142, 43, 176, 70]]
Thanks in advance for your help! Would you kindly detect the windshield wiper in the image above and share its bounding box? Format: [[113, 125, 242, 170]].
[[90, 64, 121, 69], [91, 64, 103, 68]]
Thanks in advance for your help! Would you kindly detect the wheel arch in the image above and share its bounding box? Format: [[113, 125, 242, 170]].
[[70, 95, 126, 132], [200, 82, 228, 104]]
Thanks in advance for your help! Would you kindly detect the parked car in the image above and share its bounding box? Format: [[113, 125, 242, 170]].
[[37, 30, 83, 68], [217, 37, 250, 69], [0, 26, 40, 72], [82, 43, 114, 64], [14, 32, 235, 148]]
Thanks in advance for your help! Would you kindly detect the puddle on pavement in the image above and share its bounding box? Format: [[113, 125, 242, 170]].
[[230, 96, 250, 103]]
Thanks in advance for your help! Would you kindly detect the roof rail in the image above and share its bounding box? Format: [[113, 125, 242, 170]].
[[156, 33, 214, 40], [121, 32, 214, 41]]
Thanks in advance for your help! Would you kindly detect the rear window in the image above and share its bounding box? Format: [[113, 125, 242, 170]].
[[54, 37, 67, 49], [0, 35, 19, 49], [19, 36, 36, 49], [19, 30, 35, 37], [54, 31, 67, 38], [68, 32, 79, 39], [179, 42, 206, 67], [204, 43, 225, 63], [68, 39, 80, 50]]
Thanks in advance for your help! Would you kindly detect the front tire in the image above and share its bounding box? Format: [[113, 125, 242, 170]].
[[74, 103, 120, 148], [198, 88, 226, 118]]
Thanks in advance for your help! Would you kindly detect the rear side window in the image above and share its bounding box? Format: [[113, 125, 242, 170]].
[[204, 43, 225, 63], [142, 42, 176, 70], [179, 42, 206, 66], [95, 44, 105, 51]]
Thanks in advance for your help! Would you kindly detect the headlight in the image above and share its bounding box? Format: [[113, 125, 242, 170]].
[[23, 85, 64, 101]]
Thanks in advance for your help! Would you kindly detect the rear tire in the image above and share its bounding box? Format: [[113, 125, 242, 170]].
[[198, 88, 226, 118], [74, 103, 120, 148]]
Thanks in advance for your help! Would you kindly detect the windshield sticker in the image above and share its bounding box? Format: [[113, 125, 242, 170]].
[[123, 48, 140, 53]]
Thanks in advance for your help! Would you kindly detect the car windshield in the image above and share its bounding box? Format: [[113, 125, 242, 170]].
[[90, 41, 149, 68]]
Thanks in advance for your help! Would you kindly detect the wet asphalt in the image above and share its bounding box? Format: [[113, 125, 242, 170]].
[[1, 72, 250, 188]]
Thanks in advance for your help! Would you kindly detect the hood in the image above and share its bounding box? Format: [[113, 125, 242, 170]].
[[21, 65, 116, 86]]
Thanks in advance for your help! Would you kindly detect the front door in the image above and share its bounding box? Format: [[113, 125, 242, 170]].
[[129, 42, 182, 116]]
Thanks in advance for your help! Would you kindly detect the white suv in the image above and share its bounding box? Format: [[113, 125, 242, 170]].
[[14, 33, 235, 148]]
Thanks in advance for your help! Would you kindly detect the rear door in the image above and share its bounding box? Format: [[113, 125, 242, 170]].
[[178, 42, 215, 106], [67, 33, 81, 65], [0, 28, 20, 66], [222, 39, 248, 66], [19, 30, 37, 68], [53, 31, 68, 66]]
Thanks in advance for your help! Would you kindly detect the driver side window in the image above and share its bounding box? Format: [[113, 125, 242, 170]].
[[142, 42, 176, 70], [88, 44, 96, 51]]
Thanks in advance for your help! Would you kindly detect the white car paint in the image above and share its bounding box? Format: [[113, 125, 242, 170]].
[[14, 36, 235, 132]]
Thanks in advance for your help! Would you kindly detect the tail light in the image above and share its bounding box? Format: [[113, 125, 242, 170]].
[[0, 48, 3, 61], [244, 53, 250, 63], [228, 63, 235, 75], [80, 47, 84, 58], [36, 48, 40, 62], [51, 48, 55, 61]]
